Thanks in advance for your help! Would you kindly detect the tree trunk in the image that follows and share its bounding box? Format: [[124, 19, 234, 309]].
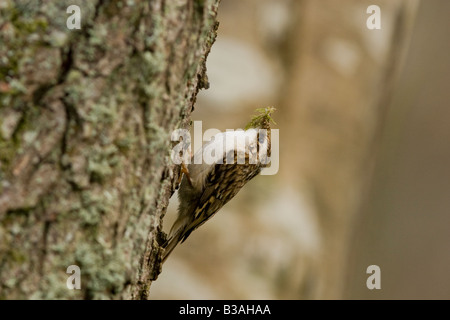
[[0, 0, 219, 299]]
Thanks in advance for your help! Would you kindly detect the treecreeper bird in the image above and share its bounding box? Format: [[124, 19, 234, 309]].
[[163, 107, 276, 262]]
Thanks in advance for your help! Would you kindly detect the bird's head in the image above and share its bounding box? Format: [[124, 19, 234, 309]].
[[244, 107, 277, 130]]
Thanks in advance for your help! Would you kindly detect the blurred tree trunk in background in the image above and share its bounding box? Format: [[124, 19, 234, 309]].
[[0, 0, 219, 299], [278, 0, 419, 298], [345, 0, 450, 299]]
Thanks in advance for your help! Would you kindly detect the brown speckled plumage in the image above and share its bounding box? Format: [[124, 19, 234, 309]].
[[163, 107, 275, 262]]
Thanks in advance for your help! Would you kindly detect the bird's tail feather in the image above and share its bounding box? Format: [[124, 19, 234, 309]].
[[162, 229, 183, 263]]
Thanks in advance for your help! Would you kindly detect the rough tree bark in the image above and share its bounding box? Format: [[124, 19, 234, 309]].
[[0, 0, 219, 299]]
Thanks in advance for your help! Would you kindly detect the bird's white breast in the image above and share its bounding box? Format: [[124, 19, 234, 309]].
[[188, 129, 269, 191]]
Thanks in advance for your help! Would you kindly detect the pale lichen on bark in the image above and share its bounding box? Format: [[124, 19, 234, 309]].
[[0, 0, 220, 299]]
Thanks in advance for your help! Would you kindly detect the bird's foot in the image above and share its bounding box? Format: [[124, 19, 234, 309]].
[[177, 162, 193, 188]]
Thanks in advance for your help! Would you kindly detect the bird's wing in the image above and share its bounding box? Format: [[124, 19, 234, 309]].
[[180, 150, 260, 243], [188, 129, 259, 191], [163, 131, 262, 262]]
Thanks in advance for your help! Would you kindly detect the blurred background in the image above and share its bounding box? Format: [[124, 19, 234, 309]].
[[151, 0, 450, 299]]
